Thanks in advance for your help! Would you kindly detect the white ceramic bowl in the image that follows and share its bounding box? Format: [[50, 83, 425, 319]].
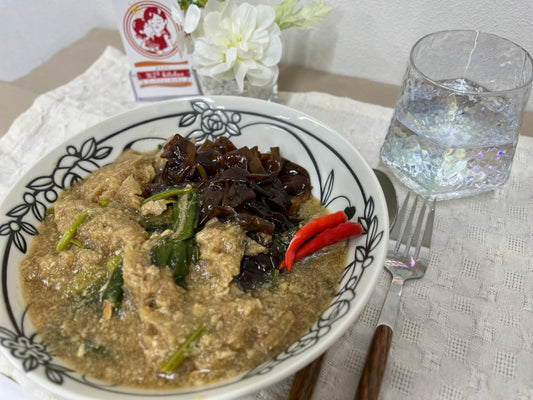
[[0, 96, 388, 399]]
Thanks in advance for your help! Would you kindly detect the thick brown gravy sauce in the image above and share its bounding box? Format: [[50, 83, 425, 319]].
[[19, 149, 348, 388]]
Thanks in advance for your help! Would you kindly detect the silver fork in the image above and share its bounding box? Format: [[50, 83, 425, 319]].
[[354, 192, 436, 400]]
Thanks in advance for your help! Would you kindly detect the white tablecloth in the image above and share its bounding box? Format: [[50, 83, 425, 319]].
[[1, 47, 532, 400]]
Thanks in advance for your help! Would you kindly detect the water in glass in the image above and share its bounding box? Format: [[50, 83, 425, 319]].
[[381, 78, 520, 200]]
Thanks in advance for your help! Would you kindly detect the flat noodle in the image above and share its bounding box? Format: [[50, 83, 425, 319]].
[[18, 135, 349, 389]]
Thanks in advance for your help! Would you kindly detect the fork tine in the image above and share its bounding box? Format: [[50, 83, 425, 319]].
[[391, 191, 411, 255], [411, 200, 431, 259], [420, 199, 436, 252], [405, 196, 426, 257], [406, 197, 436, 260], [393, 193, 419, 257], [391, 194, 437, 260]]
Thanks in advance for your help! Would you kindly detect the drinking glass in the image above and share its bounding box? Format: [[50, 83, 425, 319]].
[[381, 30, 533, 200]]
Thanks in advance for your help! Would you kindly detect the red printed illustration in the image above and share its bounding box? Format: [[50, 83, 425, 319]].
[[124, 2, 181, 58]]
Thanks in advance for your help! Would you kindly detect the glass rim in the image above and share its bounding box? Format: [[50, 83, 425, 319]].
[[409, 29, 533, 95]]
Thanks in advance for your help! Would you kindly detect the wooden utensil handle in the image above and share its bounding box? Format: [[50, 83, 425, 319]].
[[288, 354, 325, 400], [354, 324, 393, 400]]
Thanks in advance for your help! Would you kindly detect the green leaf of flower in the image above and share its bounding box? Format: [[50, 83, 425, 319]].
[[275, 0, 332, 30], [177, 0, 209, 11], [275, 0, 299, 20]]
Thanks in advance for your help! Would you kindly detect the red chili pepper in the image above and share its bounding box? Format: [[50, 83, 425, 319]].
[[280, 222, 363, 271], [294, 222, 362, 261], [284, 210, 348, 270]]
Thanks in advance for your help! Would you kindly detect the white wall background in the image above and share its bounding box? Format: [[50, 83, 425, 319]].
[[1, 0, 532, 108]]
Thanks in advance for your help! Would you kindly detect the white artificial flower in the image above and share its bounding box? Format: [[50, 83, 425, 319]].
[[182, 4, 202, 34], [172, 3, 202, 55], [171, 3, 185, 26], [190, 1, 282, 92]]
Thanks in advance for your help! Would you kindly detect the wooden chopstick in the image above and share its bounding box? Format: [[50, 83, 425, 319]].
[[287, 354, 325, 400]]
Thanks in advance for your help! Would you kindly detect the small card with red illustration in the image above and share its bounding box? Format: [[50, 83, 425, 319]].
[[113, 0, 200, 101]]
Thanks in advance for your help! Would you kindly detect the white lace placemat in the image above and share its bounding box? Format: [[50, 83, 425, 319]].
[[1, 46, 532, 400]]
